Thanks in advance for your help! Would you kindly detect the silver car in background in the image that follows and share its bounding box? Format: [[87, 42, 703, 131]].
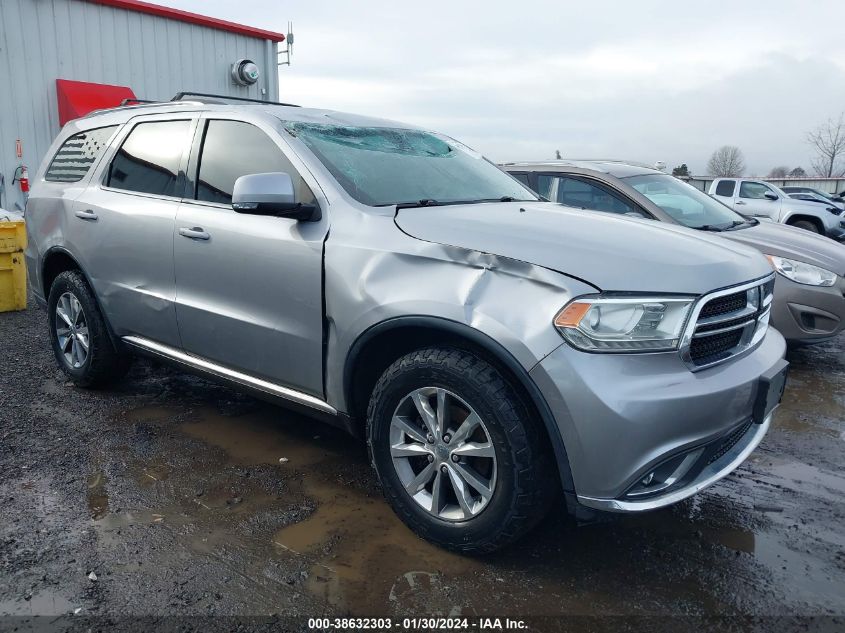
[[504, 161, 845, 345], [26, 99, 787, 552]]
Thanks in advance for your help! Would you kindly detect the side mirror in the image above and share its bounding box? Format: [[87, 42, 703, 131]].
[[764, 192, 778, 201], [232, 172, 319, 221]]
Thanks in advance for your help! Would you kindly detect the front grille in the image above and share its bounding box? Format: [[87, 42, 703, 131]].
[[689, 328, 744, 365], [685, 276, 773, 369], [699, 291, 746, 319], [707, 419, 752, 465]]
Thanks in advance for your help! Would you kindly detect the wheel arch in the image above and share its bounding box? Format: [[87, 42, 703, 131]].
[[41, 247, 84, 299], [344, 316, 576, 493], [41, 246, 123, 349], [784, 214, 824, 233]]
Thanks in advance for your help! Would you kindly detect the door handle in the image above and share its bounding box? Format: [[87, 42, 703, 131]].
[[735, 200, 746, 205], [74, 209, 98, 221], [179, 227, 210, 240]]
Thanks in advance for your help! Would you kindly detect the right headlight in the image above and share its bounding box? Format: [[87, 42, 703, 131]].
[[554, 295, 695, 352], [765, 255, 837, 287]]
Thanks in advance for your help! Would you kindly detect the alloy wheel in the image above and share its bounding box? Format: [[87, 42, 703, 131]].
[[389, 387, 497, 521], [55, 292, 89, 369]]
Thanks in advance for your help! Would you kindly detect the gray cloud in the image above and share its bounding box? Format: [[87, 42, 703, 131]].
[[164, 0, 845, 175]]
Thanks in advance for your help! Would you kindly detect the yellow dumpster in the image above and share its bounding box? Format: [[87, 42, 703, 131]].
[[0, 220, 27, 312]]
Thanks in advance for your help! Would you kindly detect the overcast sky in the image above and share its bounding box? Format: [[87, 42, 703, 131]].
[[163, 0, 845, 176]]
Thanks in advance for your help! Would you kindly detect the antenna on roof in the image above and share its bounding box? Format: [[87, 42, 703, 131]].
[[278, 22, 294, 67]]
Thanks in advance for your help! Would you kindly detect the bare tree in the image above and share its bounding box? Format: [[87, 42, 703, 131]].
[[707, 145, 745, 177], [768, 166, 790, 178], [807, 113, 845, 177], [789, 166, 807, 178]]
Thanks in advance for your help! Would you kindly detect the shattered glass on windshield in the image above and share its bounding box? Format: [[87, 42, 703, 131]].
[[285, 122, 535, 207]]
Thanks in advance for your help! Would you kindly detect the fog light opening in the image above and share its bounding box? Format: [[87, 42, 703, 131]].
[[624, 448, 704, 499]]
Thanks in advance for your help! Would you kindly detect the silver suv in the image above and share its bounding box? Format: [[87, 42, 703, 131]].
[[25, 98, 788, 552]]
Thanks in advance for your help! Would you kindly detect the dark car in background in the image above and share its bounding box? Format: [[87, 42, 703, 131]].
[[781, 186, 845, 211], [503, 161, 845, 345]]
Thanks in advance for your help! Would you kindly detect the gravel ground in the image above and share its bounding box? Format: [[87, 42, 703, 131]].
[[1, 299, 844, 630]]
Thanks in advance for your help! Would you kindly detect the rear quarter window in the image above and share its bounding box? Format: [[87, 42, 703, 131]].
[[714, 180, 735, 196], [107, 120, 192, 197], [44, 126, 119, 183]]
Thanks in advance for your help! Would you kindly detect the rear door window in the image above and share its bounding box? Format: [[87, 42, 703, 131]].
[[107, 120, 192, 197], [714, 180, 735, 196], [537, 175, 637, 215], [194, 119, 316, 206], [45, 126, 118, 182], [510, 173, 531, 187]]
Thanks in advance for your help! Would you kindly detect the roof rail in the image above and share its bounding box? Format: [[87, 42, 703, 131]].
[[119, 98, 158, 106], [171, 92, 300, 107]]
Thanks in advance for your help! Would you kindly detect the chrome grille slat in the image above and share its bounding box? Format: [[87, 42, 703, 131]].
[[692, 319, 756, 338]]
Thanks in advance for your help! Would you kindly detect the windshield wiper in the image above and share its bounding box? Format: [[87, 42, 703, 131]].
[[393, 197, 535, 209], [394, 199, 442, 209], [692, 224, 726, 232], [724, 219, 753, 230]]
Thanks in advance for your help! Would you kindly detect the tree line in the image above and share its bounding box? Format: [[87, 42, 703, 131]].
[[699, 111, 845, 178]]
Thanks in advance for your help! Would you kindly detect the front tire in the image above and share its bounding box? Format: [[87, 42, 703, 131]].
[[789, 219, 821, 234], [367, 347, 554, 554], [47, 270, 131, 388]]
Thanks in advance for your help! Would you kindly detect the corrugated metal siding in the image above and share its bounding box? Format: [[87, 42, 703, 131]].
[[0, 0, 280, 211]]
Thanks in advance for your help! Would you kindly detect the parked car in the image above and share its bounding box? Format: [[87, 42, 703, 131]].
[[781, 186, 845, 211], [26, 99, 787, 553], [503, 161, 845, 345], [787, 191, 837, 206], [708, 177, 844, 239]]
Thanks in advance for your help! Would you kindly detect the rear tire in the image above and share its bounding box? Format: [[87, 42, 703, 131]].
[[367, 346, 554, 554], [47, 270, 131, 388], [789, 219, 821, 234]]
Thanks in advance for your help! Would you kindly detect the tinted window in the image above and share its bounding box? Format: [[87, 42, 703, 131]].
[[195, 120, 316, 206], [107, 120, 191, 197], [510, 173, 530, 186], [714, 180, 735, 196], [537, 175, 637, 215], [739, 181, 772, 199], [626, 174, 743, 229], [45, 126, 118, 182]]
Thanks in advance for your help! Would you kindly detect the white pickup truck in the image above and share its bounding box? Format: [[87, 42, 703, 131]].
[[709, 178, 845, 241]]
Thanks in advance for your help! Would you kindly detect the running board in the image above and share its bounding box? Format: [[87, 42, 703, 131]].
[[122, 335, 337, 416]]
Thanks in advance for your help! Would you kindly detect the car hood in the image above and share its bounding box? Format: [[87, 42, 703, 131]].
[[721, 221, 845, 276], [784, 197, 839, 213], [395, 202, 773, 294]]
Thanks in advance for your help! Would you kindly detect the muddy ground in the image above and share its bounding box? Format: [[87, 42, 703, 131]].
[[1, 300, 844, 629]]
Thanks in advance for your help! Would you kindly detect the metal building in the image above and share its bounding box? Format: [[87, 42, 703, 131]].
[[0, 0, 285, 212]]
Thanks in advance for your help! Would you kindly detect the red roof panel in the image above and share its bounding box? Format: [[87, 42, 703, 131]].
[[86, 0, 286, 42]]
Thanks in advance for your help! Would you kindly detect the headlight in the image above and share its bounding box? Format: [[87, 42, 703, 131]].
[[554, 296, 695, 352], [765, 255, 837, 287]]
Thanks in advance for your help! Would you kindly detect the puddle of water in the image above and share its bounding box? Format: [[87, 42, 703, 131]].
[[775, 369, 845, 438], [272, 478, 478, 612], [130, 459, 171, 485], [0, 592, 76, 616], [125, 405, 184, 424], [174, 404, 477, 613], [181, 407, 338, 468], [87, 471, 109, 520]]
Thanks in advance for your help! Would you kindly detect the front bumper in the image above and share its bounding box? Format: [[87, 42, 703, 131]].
[[770, 274, 845, 343], [578, 412, 770, 511], [529, 327, 786, 505], [826, 219, 845, 241]]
